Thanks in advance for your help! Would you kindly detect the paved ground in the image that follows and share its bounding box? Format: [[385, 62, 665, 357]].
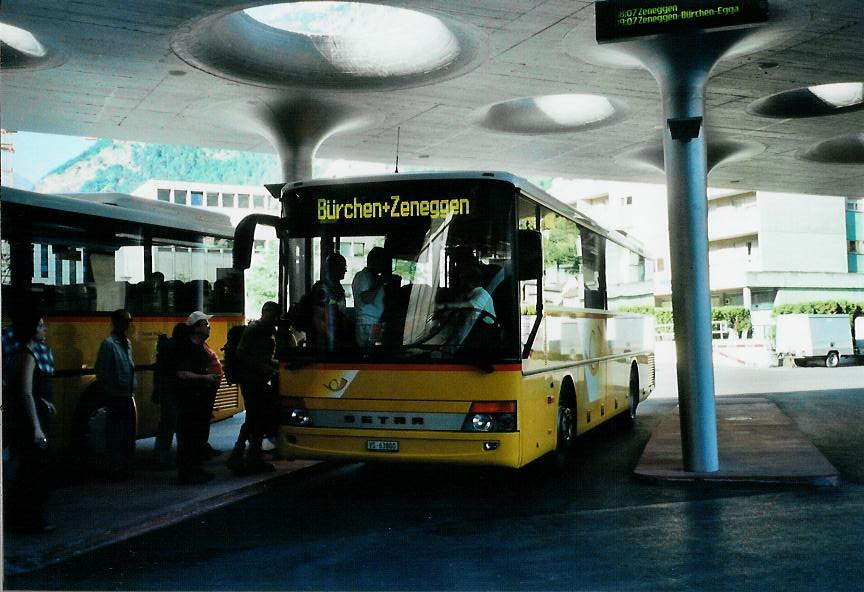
[[4, 361, 864, 590], [3, 414, 320, 577]]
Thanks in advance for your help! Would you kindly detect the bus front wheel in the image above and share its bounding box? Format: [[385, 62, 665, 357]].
[[623, 365, 639, 427], [826, 351, 840, 368]]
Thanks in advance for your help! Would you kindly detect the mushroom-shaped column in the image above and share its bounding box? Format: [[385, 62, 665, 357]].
[[248, 95, 377, 183], [566, 1, 806, 472]]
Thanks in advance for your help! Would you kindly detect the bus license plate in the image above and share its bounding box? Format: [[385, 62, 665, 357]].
[[367, 440, 399, 452]]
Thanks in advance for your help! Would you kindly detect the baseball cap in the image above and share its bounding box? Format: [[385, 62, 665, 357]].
[[186, 311, 213, 326]]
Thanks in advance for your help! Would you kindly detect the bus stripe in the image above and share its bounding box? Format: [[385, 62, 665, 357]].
[[287, 363, 523, 372]]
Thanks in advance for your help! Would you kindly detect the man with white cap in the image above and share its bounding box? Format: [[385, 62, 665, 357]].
[[173, 311, 220, 484]]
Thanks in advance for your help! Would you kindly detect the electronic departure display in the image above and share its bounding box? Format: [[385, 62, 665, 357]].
[[595, 0, 769, 43], [317, 195, 471, 223]]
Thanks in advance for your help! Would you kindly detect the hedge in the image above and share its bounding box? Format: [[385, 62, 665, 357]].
[[772, 300, 864, 320], [616, 306, 751, 335]]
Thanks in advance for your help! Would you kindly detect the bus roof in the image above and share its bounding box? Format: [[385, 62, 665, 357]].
[[0, 186, 235, 240], [281, 171, 651, 258]]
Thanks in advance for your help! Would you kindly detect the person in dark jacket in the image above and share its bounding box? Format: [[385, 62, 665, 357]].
[[173, 311, 220, 485], [227, 301, 280, 475]]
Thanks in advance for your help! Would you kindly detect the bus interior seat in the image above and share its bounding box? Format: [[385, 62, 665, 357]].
[[54, 284, 95, 312]]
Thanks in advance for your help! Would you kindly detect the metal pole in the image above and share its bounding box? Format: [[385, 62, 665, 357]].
[[660, 66, 719, 473]]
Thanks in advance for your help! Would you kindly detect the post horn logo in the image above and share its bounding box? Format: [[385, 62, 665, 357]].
[[324, 377, 349, 392]]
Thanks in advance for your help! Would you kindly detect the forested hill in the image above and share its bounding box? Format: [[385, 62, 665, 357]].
[[35, 139, 280, 194]]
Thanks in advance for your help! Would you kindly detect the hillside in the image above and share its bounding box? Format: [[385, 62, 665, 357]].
[[35, 139, 281, 194]]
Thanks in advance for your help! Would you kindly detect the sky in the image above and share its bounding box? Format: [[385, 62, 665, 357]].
[[2, 131, 95, 186]]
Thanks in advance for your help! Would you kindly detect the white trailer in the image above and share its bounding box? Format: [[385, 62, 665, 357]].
[[775, 314, 855, 368]]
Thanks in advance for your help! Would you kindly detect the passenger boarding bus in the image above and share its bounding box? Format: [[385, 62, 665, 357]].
[[1, 187, 245, 460], [234, 172, 655, 468]]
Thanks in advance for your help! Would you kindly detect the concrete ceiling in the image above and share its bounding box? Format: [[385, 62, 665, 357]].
[[1, 1, 862, 195]]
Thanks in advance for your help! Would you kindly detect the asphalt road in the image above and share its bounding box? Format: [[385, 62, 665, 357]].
[[8, 364, 864, 591]]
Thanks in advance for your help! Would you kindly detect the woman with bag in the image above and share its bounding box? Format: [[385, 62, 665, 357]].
[[3, 309, 56, 533]]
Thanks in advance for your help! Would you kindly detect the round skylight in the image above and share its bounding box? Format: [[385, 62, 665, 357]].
[[748, 82, 864, 118], [244, 2, 459, 77], [797, 133, 864, 164], [469, 94, 626, 134], [0, 22, 47, 57], [172, 2, 485, 90], [0, 22, 61, 70]]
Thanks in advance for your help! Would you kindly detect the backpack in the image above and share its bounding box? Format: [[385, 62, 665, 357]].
[[152, 333, 175, 403], [221, 324, 246, 385]]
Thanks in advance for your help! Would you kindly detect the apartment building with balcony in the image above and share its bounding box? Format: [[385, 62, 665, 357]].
[[561, 182, 864, 339]]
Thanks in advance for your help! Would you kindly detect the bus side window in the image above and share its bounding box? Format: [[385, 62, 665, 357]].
[[581, 230, 607, 310]]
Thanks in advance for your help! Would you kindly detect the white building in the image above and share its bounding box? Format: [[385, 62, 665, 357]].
[[553, 180, 864, 339], [132, 179, 281, 317]]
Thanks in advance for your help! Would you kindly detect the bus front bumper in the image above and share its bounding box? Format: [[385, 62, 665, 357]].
[[278, 427, 523, 468]]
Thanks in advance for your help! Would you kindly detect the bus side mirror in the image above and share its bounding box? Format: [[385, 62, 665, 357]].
[[518, 229, 542, 281], [233, 214, 283, 270]]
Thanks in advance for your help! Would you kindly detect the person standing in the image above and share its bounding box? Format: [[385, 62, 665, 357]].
[[152, 322, 187, 468], [174, 311, 220, 484], [227, 301, 280, 475], [3, 309, 56, 533], [310, 252, 348, 350], [352, 247, 391, 346], [95, 309, 136, 482]]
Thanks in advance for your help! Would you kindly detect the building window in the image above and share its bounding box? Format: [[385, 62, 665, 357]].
[[253, 194, 265, 208], [206, 192, 219, 207], [174, 190, 187, 205], [222, 193, 235, 208], [656, 258, 665, 272], [191, 191, 203, 206], [157, 188, 171, 202], [238, 193, 250, 209], [40, 244, 49, 278]]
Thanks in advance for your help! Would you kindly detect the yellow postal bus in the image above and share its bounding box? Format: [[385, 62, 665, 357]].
[[236, 172, 655, 468], [1, 188, 245, 460]]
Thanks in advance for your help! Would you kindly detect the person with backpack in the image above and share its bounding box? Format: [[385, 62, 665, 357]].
[[152, 323, 185, 467], [226, 301, 280, 475]]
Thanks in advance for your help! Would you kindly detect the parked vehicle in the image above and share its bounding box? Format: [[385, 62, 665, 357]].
[[775, 314, 855, 368]]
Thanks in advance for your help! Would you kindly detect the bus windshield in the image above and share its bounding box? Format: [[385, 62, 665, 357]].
[[285, 178, 520, 364]]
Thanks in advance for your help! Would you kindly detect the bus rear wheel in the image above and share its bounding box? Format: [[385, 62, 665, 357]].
[[556, 404, 575, 451], [826, 351, 840, 368]]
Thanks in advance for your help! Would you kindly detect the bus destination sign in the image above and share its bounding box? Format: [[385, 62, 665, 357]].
[[595, 0, 769, 44], [316, 195, 471, 223]]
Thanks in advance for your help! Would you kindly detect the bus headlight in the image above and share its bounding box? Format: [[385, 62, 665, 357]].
[[462, 401, 516, 433], [471, 414, 494, 432], [286, 408, 312, 426]]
